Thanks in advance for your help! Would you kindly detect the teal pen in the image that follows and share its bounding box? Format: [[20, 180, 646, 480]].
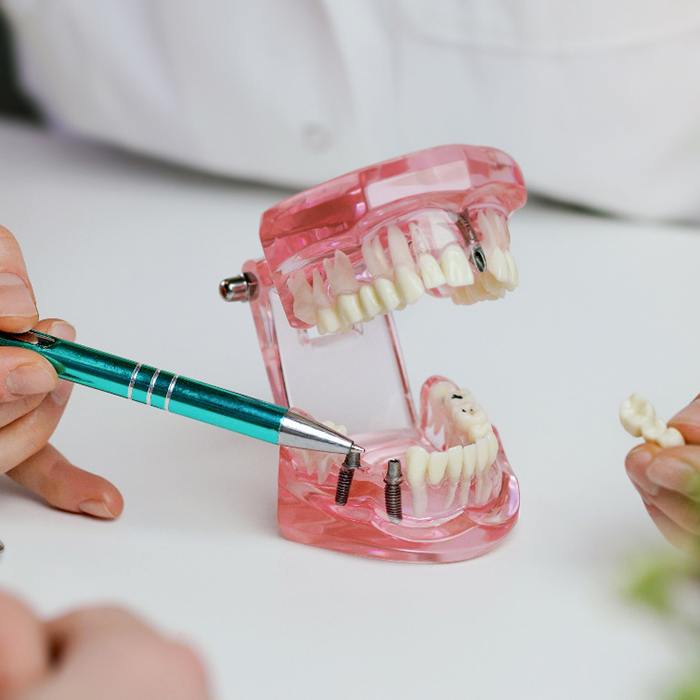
[[0, 330, 361, 456]]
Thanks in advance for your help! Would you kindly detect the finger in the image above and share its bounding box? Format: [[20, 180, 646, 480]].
[[41, 607, 209, 700], [625, 443, 662, 496], [8, 444, 123, 519], [47, 605, 158, 652], [669, 394, 700, 444], [0, 226, 38, 332], [644, 503, 700, 552], [0, 590, 48, 696], [645, 445, 700, 501], [0, 319, 74, 409]]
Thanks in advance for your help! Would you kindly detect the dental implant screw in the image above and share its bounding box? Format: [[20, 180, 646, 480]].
[[219, 272, 258, 302], [335, 447, 361, 505], [384, 459, 403, 521]]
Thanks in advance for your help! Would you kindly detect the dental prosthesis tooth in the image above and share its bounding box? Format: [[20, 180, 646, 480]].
[[486, 430, 499, 464], [427, 450, 449, 486], [619, 394, 686, 449], [418, 254, 446, 289], [287, 272, 317, 325], [358, 283, 383, 318], [388, 225, 424, 304], [406, 445, 429, 516], [619, 394, 656, 437], [440, 244, 474, 287], [312, 270, 341, 334], [487, 247, 509, 285], [475, 436, 491, 475], [374, 277, 401, 311], [459, 443, 477, 506], [410, 222, 447, 289], [504, 251, 519, 290], [477, 273, 506, 299], [324, 251, 364, 325], [443, 445, 464, 508]]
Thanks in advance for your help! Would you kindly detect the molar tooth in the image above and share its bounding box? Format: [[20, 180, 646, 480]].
[[417, 254, 446, 289], [619, 394, 655, 437], [406, 446, 429, 516], [429, 381, 458, 404], [427, 450, 449, 486], [287, 272, 316, 325], [459, 443, 477, 506], [641, 417, 667, 443], [358, 284, 383, 318], [658, 427, 684, 448], [373, 277, 401, 311], [439, 245, 474, 287], [395, 266, 424, 304]]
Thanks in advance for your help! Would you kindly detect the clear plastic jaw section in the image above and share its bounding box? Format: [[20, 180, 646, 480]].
[[238, 144, 526, 562]]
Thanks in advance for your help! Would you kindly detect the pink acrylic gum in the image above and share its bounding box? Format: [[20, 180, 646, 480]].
[[237, 144, 526, 563]]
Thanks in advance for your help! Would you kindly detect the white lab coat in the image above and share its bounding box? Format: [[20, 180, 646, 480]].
[[5, 0, 700, 221]]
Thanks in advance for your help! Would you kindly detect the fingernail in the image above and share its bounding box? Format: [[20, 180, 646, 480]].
[[48, 321, 76, 342], [51, 379, 72, 406], [0, 273, 36, 317], [6, 364, 56, 396], [78, 500, 115, 519], [648, 457, 700, 499]]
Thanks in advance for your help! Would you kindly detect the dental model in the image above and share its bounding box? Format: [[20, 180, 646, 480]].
[[619, 394, 685, 448], [221, 144, 525, 562]]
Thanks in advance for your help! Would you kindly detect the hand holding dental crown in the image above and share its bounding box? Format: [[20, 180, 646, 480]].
[[623, 394, 700, 552]]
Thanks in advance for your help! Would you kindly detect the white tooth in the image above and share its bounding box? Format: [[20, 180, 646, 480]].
[[362, 237, 392, 278], [619, 394, 655, 437], [337, 293, 364, 324], [373, 277, 401, 311], [406, 446, 429, 516], [427, 451, 448, 486], [443, 446, 463, 508], [430, 381, 458, 404], [312, 269, 340, 334], [475, 437, 491, 475], [658, 427, 685, 448], [478, 272, 506, 298], [504, 251, 519, 290], [324, 250, 359, 293], [395, 266, 424, 304], [358, 284, 383, 318], [641, 417, 667, 443], [387, 225, 414, 267], [488, 247, 509, 284], [418, 254, 446, 288], [459, 444, 477, 506], [287, 273, 316, 325], [440, 245, 474, 287], [486, 430, 499, 465], [451, 285, 481, 306]]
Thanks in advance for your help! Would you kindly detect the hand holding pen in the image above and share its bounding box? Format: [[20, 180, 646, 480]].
[[0, 226, 123, 519]]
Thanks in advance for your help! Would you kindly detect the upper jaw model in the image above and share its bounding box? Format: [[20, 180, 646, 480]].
[[222, 144, 526, 563]]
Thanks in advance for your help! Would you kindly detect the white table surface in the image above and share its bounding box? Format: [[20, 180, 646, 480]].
[[0, 119, 698, 699]]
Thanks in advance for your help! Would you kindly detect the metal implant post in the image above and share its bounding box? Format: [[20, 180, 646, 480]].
[[335, 446, 362, 505], [384, 459, 403, 521]]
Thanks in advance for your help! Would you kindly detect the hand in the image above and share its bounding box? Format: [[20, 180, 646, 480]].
[[625, 394, 700, 551], [0, 590, 209, 700], [0, 225, 122, 518]]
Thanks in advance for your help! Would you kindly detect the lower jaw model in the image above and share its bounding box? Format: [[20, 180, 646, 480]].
[[221, 145, 526, 563]]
